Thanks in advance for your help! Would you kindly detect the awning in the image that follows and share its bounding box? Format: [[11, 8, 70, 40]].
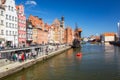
[[49, 41, 54, 43]]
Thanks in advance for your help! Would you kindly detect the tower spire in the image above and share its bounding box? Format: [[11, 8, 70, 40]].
[[75, 23, 78, 30]]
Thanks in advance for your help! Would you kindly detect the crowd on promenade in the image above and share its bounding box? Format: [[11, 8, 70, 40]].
[[0, 44, 67, 64]]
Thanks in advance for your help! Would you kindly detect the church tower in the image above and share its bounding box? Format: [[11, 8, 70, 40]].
[[60, 16, 64, 28]]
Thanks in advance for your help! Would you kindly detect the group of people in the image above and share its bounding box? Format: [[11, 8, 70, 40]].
[[0, 44, 66, 63], [11, 51, 37, 62]]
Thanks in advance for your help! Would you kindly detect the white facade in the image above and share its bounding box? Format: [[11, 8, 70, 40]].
[[48, 26, 54, 43], [104, 36, 115, 42], [102, 36, 115, 43], [5, 0, 18, 47]]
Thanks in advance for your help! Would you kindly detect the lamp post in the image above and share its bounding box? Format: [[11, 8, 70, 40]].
[[118, 22, 120, 41], [13, 34, 16, 48]]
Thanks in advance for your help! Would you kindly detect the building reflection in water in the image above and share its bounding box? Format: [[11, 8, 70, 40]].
[[66, 48, 73, 59], [104, 45, 120, 70], [104, 45, 115, 63]]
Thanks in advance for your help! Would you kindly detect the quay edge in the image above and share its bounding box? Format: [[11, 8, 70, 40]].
[[0, 46, 71, 79]]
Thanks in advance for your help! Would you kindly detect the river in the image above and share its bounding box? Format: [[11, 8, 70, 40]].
[[2, 44, 120, 80]]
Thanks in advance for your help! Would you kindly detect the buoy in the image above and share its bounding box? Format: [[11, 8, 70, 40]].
[[76, 52, 82, 56]]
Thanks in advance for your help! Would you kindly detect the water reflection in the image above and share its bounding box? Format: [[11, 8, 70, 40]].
[[104, 45, 114, 53], [104, 45, 115, 63]]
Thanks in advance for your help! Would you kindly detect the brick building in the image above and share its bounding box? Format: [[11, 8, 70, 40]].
[[28, 15, 48, 44], [64, 27, 73, 44]]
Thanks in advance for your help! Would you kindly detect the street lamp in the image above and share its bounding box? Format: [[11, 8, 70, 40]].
[[117, 22, 120, 41], [13, 34, 16, 48]]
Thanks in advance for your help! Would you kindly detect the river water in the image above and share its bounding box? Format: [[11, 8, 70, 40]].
[[2, 44, 120, 80]]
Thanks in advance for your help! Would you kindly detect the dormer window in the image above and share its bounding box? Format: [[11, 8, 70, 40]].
[[8, 6, 10, 10]]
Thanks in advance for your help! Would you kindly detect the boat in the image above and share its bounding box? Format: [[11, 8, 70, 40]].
[[71, 39, 81, 48], [76, 52, 82, 56]]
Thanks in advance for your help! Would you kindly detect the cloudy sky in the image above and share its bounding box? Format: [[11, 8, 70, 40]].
[[16, 0, 120, 37]]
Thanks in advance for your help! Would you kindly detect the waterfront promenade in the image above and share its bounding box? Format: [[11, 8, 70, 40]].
[[0, 45, 71, 79]]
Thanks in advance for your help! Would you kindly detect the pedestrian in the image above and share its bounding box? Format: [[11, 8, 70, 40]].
[[18, 54, 22, 62], [21, 52, 25, 61]]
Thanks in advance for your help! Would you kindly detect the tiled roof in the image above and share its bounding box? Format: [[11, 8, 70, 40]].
[[103, 32, 115, 36], [28, 15, 44, 28]]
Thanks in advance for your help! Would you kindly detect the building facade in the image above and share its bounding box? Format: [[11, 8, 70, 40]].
[[28, 15, 48, 45], [16, 5, 26, 47], [26, 20, 33, 46], [64, 27, 73, 44], [48, 25, 54, 44], [101, 32, 116, 44], [52, 16, 65, 44], [5, 0, 18, 47], [0, 0, 6, 46]]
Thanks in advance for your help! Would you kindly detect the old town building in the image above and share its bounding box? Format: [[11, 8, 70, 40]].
[[52, 16, 64, 44], [4, 0, 18, 47], [0, 0, 6, 46], [26, 20, 33, 46], [64, 27, 73, 45], [74, 25, 82, 40], [28, 15, 48, 44], [101, 32, 116, 44], [16, 5, 26, 47], [48, 25, 55, 44]]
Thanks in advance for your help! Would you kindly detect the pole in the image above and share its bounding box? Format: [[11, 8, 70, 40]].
[[13, 35, 16, 48], [118, 22, 120, 41]]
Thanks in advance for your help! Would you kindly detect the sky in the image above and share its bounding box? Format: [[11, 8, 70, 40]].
[[16, 0, 120, 37]]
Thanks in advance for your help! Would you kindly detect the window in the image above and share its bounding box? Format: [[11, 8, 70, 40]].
[[1, 20, 3, 25], [12, 31, 14, 35], [6, 30, 8, 35], [11, 7, 13, 11], [9, 31, 11, 35], [1, 11, 3, 16], [12, 16, 14, 21], [1, 30, 4, 35], [9, 15, 11, 20], [12, 24, 14, 28], [6, 14, 8, 19], [6, 22, 8, 27], [15, 17, 17, 22]]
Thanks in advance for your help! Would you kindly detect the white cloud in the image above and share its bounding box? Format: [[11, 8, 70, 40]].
[[25, 0, 37, 5]]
